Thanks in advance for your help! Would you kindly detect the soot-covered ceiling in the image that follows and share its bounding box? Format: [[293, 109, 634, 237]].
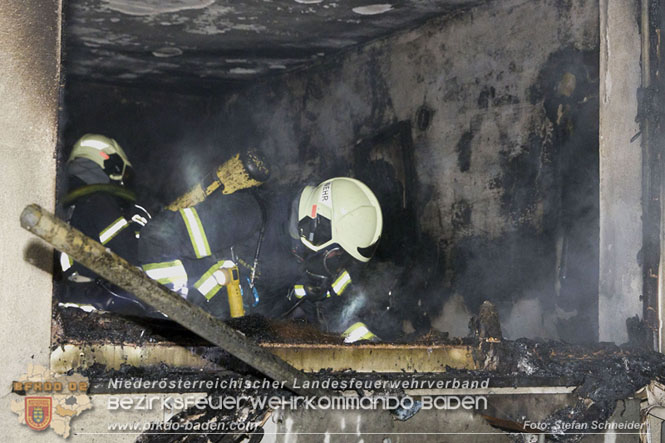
[[65, 0, 484, 90]]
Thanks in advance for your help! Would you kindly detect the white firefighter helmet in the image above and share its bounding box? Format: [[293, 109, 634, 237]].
[[68, 134, 132, 183], [298, 177, 383, 263]]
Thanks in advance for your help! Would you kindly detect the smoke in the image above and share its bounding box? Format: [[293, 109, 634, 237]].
[[499, 297, 559, 340], [333, 291, 369, 334], [430, 291, 582, 341], [327, 261, 402, 336], [431, 294, 472, 337], [61, 1, 601, 344]]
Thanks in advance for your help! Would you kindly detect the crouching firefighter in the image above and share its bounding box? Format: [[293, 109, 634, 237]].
[[138, 174, 383, 343], [286, 178, 383, 343], [57, 134, 157, 316]]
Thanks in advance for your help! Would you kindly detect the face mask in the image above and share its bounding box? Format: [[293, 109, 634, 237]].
[[303, 245, 353, 278]]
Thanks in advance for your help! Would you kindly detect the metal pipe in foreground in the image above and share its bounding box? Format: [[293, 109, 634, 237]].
[[20, 204, 321, 397]]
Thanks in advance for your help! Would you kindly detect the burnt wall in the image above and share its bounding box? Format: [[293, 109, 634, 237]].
[[63, 0, 600, 341], [208, 0, 599, 341]]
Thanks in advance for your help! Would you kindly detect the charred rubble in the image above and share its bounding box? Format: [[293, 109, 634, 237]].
[[55, 305, 665, 442], [118, 337, 665, 443]]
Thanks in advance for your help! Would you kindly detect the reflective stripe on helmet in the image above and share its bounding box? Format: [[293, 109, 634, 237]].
[[80, 139, 111, 150], [180, 207, 211, 258], [195, 260, 230, 300], [142, 260, 188, 288], [68, 135, 133, 182], [99, 217, 129, 245], [342, 322, 377, 343], [59, 252, 73, 272], [293, 285, 307, 299], [331, 270, 351, 295]]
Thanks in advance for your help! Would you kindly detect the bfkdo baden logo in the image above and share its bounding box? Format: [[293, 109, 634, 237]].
[[11, 364, 93, 438], [25, 397, 52, 431]]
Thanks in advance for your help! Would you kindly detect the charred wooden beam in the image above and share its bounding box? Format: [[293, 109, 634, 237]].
[[263, 343, 478, 373], [20, 204, 322, 396]]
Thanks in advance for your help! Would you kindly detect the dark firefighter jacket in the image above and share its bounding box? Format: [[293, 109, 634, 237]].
[[137, 185, 357, 332], [59, 177, 153, 315]]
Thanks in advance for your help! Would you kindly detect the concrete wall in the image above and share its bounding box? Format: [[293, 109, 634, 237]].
[[598, 0, 643, 344], [0, 2, 172, 443], [0, 0, 62, 441]]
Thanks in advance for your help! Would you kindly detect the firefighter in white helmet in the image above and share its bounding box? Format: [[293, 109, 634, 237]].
[[290, 177, 383, 343], [58, 134, 155, 315], [297, 177, 382, 264], [138, 176, 383, 341]]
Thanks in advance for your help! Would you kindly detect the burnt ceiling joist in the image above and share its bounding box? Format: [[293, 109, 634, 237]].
[[65, 0, 485, 90]]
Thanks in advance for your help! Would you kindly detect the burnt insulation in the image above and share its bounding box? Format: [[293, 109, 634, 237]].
[[479, 340, 664, 441]]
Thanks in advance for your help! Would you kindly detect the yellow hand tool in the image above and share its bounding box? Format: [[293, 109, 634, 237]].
[[213, 263, 245, 318]]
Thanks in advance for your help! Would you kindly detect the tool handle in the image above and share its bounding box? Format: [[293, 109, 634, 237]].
[[224, 267, 245, 318]]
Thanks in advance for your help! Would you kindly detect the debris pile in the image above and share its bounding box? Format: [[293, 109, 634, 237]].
[[56, 306, 665, 442]]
